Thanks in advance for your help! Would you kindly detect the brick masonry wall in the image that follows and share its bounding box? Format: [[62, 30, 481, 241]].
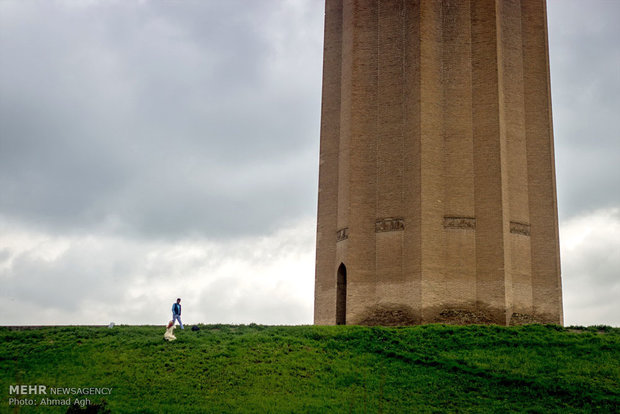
[[314, 0, 562, 326]]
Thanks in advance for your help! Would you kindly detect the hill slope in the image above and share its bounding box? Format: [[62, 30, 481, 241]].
[[2, 324, 619, 413]]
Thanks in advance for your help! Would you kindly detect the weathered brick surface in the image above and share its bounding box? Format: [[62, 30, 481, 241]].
[[314, 0, 563, 326]]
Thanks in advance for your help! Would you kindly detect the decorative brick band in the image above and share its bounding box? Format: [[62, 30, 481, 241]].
[[510, 221, 531, 236], [375, 218, 405, 233], [336, 227, 349, 242], [443, 216, 476, 230]]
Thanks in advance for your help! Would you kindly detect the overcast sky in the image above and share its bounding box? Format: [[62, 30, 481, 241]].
[[1, 0, 618, 327]]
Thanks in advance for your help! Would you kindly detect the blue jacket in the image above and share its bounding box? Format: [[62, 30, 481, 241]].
[[172, 303, 181, 316]]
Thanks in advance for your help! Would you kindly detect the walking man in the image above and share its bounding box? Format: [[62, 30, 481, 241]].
[[172, 298, 183, 329]]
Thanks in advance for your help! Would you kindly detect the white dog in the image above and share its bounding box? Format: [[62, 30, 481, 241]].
[[164, 321, 176, 341]]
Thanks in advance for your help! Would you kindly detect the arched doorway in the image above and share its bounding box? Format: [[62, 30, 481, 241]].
[[336, 263, 347, 325]]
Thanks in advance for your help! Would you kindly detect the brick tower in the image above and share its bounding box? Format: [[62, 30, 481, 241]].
[[314, 0, 563, 326]]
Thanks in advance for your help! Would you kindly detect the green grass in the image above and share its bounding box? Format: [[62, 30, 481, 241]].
[[1, 324, 619, 413]]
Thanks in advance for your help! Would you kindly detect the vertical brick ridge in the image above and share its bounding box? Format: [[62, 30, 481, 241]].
[[314, 0, 344, 325], [402, 0, 423, 323], [344, 0, 379, 323], [441, 0, 476, 313], [375, 0, 407, 311], [495, 0, 515, 322], [417, 0, 444, 322], [497, 0, 534, 319], [471, 0, 510, 325], [521, 0, 563, 324]]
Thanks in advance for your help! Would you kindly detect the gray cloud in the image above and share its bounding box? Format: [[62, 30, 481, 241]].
[[0, 0, 323, 240], [560, 208, 620, 326], [0, 218, 315, 325], [548, 0, 620, 220]]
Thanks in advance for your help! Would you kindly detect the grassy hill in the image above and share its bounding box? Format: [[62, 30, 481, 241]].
[[1, 324, 618, 413]]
